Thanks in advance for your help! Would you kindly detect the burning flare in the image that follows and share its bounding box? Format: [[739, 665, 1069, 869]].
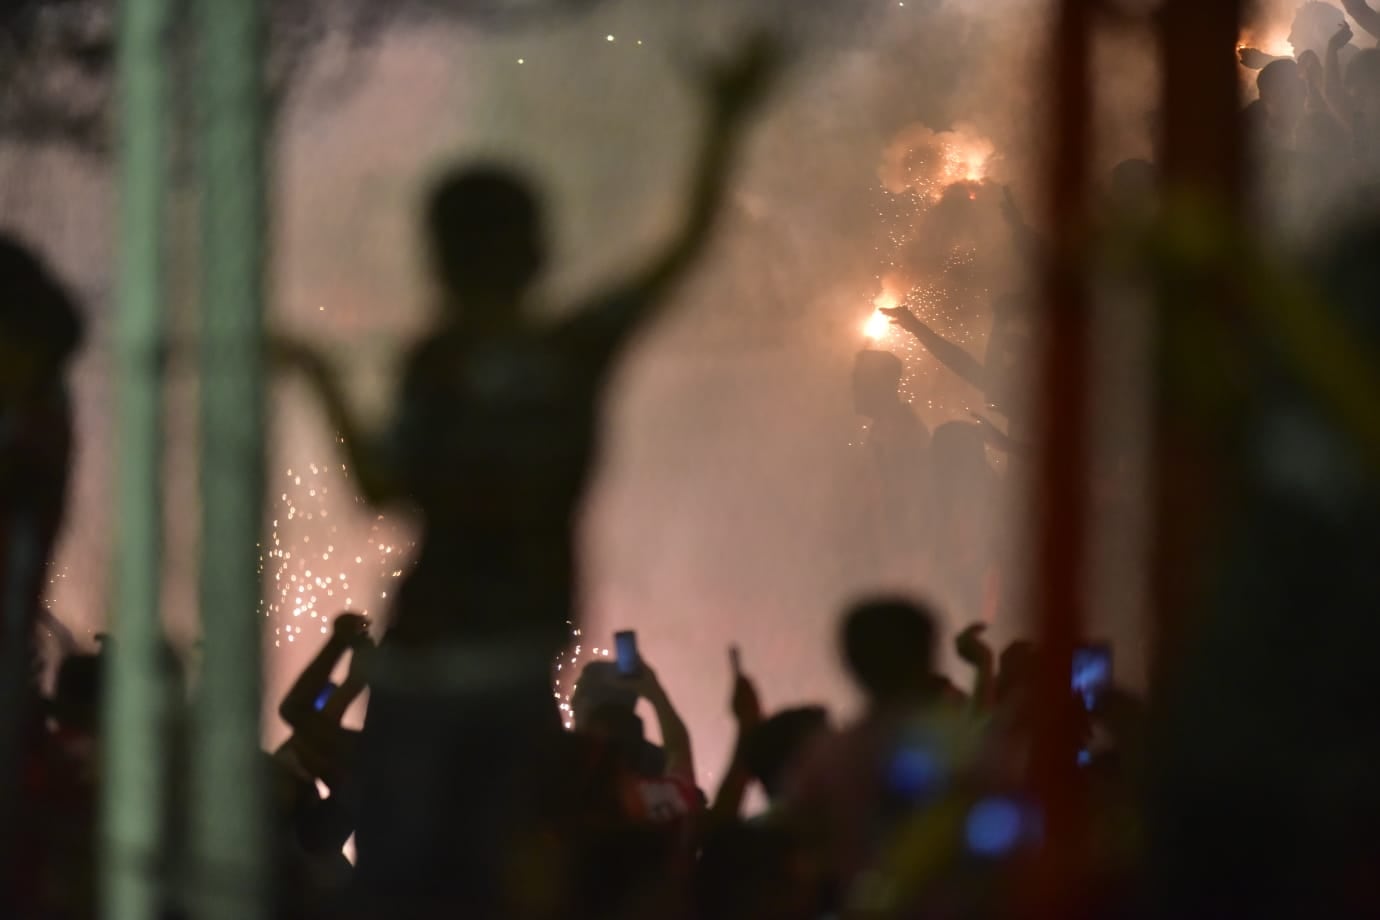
[[863, 285, 903, 341]]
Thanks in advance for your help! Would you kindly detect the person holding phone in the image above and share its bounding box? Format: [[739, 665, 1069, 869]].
[[275, 612, 373, 792], [573, 653, 698, 813], [564, 655, 703, 914]]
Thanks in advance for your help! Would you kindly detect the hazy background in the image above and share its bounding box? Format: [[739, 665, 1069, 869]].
[[7, 0, 1288, 790]]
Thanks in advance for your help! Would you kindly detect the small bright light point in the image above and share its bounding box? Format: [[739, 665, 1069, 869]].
[[864, 311, 890, 341], [607, 34, 615, 41], [517, 58, 524, 64]]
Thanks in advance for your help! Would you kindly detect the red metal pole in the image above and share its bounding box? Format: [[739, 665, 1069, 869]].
[[1151, 0, 1244, 693], [1024, 0, 1093, 913]]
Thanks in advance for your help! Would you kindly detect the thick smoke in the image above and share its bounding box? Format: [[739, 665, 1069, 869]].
[[9, 0, 1170, 784]]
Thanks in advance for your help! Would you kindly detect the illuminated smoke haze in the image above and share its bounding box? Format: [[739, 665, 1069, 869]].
[[9, 0, 1179, 788]]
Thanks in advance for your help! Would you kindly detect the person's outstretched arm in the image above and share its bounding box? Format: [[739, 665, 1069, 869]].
[[629, 664, 695, 781], [270, 339, 399, 507], [559, 34, 780, 367], [881, 306, 987, 391], [1343, 0, 1380, 40]]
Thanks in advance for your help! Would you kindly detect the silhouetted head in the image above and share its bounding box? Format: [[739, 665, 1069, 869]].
[[569, 660, 636, 730], [742, 706, 829, 801], [576, 699, 670, 779], [1258, 60, 1307, 128], [425, 165, 545, 323], [841, 598, 937, 707], [1288, 2, 1348, 59], [1106, 159, 1158, 216], [852, 349, 905, 418], [580, 702, 642, 747], [0, 235, 83, 399]]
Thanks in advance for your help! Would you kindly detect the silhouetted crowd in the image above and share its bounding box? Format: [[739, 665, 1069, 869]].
[[1239, 1, 1380, 235], [7, 10, 1380, 918]]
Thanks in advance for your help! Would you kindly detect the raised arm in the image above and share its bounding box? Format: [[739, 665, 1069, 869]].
[[1324, 23, 1356, 131], [1343, 0, 1380, 40], [881, 305, 988, 391], [279, 613, 369, 732], [628, 663, 695, 781], [270, 339, 399, 507], [955, 623, 996, 710], [559, 34, 780, 364], [710, 649, 763, 823]]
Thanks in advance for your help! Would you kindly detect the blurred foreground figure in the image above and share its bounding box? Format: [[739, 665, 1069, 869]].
[[0, 235, 81, 913], [279, 36, 778, 917], [1148, 217, 1380, 919], [0, 236, 81, 677], [786, 598, 982, 907]]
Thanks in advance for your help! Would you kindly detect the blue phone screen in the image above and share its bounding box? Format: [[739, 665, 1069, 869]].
[[1071, 646, 1111, 712], [614, 632, 638, 676], [314, 682, 337, 712]]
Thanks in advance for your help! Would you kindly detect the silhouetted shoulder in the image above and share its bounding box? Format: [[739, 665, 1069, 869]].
[[550, 285, 649, 379]]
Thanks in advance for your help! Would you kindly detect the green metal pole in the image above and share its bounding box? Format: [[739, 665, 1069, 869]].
[[192, 0, 268, 912], [103, 0, 171, 915]]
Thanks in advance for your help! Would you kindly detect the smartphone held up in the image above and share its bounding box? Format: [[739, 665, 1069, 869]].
[[614, 630, 640, 677]]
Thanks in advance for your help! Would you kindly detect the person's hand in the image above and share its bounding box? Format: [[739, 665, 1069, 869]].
[[1330, 21, 1354, 53], [955, 623, 994, 671], [331, 612, 370, 646], [697, 31, 783, 124], [1237, 46, 1275, 70], [880, 305, 916, 328], [621, 661, 665, 701], [347, 637, 375, 684], [729, 649, 762, 727]]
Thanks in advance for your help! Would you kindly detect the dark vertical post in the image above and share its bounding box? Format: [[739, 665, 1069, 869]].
[[1151, 0, 1244, 693], [1024, 0, 1093, 913]]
